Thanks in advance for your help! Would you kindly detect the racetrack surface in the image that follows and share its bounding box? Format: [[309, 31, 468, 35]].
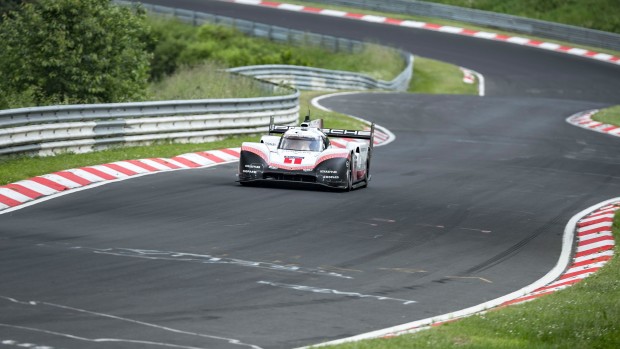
[[1, 1, 620, 348]]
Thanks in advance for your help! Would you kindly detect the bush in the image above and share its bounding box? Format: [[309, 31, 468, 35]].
[[0, 0, 152, 109]]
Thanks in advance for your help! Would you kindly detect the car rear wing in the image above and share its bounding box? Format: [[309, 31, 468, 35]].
[[269, 116, 375, 150]]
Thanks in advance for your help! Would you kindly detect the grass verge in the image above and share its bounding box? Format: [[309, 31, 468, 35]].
[[0, 91, 368, 186], [148, 61, 289, 100], [419, 0, 620, 35], [593, 105, 620, 127], [0, 8, 475, 185], [410, 56, 478, 95], [279, 0, 620, 58], [327, 210, 620, 349]]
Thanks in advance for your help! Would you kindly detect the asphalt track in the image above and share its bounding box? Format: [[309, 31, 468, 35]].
[[1, 1, 620, 348]]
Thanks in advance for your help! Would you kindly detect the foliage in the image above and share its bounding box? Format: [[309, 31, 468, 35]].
[[592, 105, 620, 127], [147, 16, 405, 82], [409, 56, 478, 95], [420, 0, 620, 34], [147, 17, 311, 81], [147, 61, 289, 100], [0, 0, 152, 108]]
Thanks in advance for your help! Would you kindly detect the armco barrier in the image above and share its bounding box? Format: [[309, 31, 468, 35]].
[[116, 0, 365, 54], [0, 3, 414, 157], [0, 92, 300, 156], [228, 54, 414, 92], [305, 0, 620, 51]]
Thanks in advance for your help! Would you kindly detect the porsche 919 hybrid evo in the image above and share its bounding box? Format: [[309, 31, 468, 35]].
[[238, 117, 374, 190]]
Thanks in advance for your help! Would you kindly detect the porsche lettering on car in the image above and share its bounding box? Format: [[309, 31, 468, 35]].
[[237, 117, 374, 190]]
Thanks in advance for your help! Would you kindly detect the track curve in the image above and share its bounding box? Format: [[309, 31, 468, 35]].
[[1, 1, 620, 348]]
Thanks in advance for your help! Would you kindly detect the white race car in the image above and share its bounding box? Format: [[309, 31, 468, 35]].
[[238, 117, 373, 190]]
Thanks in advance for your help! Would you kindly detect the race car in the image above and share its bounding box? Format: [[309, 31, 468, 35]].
[[238, 116, 374, 190]]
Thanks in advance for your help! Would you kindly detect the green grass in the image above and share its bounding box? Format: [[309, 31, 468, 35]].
[[0, 9, 474, 185], [0, 136, 256, 186], [593, 105, 620, 127], [147, 61, 289, 100], [281, 0, 620, 57], [148, 16, 405, 82], [326, 211, 620, 349], [0, 91, 369, 186], [423, 0, 620, 34], [410, 56, 479, 95], [300, 91, 367, 130]]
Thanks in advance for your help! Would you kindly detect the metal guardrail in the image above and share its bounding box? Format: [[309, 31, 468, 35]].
[[0, 2, 414, 157], [228, 54, 414, 91], [0, 92, 300, 156], [117, 0, 365, 54], [307, 0, 620, 51]]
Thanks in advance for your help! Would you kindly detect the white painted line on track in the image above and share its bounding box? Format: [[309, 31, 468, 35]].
[[302, 198, 619, 347], [311, 92, 397, 146]]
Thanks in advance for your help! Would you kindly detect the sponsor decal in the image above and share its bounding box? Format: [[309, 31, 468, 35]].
[[244, 164, 261, 169], [319, 169, 337, 174], [322, 175, 340, 180], [324, 129, 371, 137], [284, 156, 304, 165]]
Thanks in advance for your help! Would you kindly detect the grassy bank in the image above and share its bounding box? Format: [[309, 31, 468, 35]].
[[593, 105, 620, 127], [329, 210, 620, 349], [410, 56, 478, 95], [281, 0, 620, 57], [0, 13, 474, 185], [147, 17, 405, 83], [423, 0, 620, 34]]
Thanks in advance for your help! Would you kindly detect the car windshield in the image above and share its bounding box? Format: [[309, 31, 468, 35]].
[[279, 137, 321, 151]]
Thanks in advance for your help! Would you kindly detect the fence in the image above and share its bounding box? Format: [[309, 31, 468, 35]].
[[0, 92, 300, 156], [306, 0, 620, 51], [116, 0, 365, 54], [0, 2, 414, 157], [228, 54, 413, 91]]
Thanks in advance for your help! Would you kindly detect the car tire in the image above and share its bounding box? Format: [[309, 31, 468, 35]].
[[346, 154, 353, 191], [361, 159, 370, 188]]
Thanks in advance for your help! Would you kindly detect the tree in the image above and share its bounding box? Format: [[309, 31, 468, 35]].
[[0, 0, 34, 19], [0, 0, 152, 108]]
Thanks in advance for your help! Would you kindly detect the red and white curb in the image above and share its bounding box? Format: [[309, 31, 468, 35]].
[[460, 67, 485, 96], [304, 198, 619, 347], [225, 0, 620, 67], [502, 203, 617, 306], [0, 149, 241, 213], [0, 130, 391, 214], [567, 109, 620, 138]]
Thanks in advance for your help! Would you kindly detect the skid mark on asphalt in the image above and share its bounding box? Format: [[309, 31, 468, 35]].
[[445, 276, 493, 284], [1, 337, 54, 349], [0, 296, 262, 349], [77, 247, 353, 279], [257, 281, 417, 305]]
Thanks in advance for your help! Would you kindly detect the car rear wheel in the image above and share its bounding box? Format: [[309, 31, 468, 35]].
[[346, 155, 353, 191], [361, 159, 370, 188]]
